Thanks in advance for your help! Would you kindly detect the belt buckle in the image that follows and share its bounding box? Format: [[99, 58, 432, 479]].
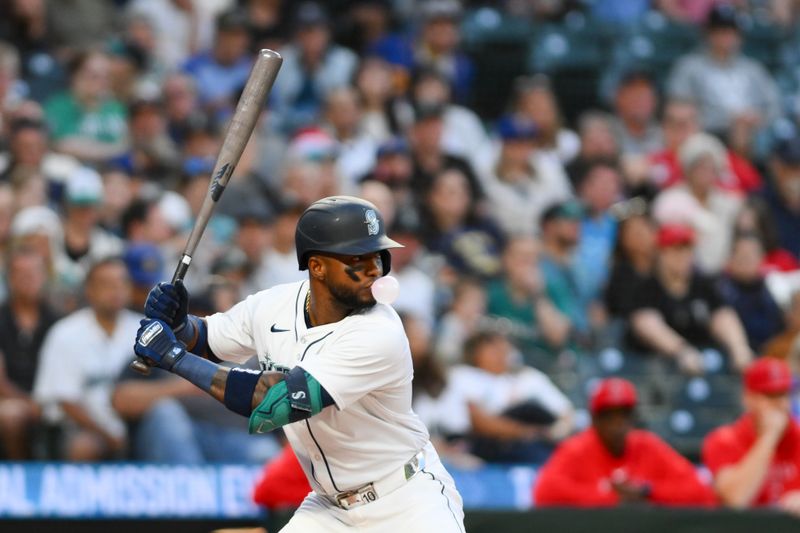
[[336, 483, 377, 510]]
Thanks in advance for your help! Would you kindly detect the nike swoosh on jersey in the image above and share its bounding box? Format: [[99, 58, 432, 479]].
[[270, 324, 290, 332]]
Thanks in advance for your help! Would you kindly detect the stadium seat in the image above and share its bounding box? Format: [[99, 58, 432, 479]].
[[528, 11, 616, 123], [461, 7, 535, 48], [460, 7, 534, 118], [599, 10, 699, 102], [740, 14, 790, 74], [671, 375, 742, 410], [665, 406, 739, 458]]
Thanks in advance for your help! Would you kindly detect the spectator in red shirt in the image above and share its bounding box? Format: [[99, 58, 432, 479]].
[[534, 378, 715, 507], [648, 98, 761, 194], [252, 444, 311, 510], [702, 357, 800, 516]]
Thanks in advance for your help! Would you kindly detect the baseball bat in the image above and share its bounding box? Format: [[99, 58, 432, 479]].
[[131, 49, 283, 375]]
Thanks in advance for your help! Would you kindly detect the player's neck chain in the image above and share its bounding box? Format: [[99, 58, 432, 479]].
[[304, 289, 313, 327]]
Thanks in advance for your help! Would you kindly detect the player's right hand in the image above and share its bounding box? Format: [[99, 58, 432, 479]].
[[145, 281, 189, 331]]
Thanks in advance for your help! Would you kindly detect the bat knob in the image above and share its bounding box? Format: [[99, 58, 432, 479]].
[[130, 358, 152, 376]]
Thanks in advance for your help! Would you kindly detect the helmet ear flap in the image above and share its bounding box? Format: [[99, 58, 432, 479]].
[[380, 250, 392, 275]]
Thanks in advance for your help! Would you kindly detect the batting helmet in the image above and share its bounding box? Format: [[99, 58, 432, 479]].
[[295, 196, 403, 275]]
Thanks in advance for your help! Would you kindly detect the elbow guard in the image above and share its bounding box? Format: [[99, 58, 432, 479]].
[[249, 366, 333, 434]]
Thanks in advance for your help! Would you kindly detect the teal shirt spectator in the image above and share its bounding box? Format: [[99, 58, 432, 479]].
[[44, 92, 127, 144], [576, 213, 617, 302], [486, 279, 562, 367], [540, 253, 591, 336]]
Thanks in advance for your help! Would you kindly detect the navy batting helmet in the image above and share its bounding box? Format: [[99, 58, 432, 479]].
[[295, 196, 403, 275]]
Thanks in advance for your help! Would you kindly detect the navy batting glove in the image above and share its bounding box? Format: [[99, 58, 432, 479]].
[[134, 319, 186, 371], [144, 281, 189, 331]]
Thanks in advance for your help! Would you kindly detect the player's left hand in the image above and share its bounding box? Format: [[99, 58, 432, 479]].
[[134, 319, 186, 371]]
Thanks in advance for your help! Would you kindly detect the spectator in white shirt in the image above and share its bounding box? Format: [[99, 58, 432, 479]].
[[444, 330, 575, 463], [33, 258, 142, 461], [667, 4, 780, 155]]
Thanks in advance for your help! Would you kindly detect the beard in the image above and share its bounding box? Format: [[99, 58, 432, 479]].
[[328, 280, 376, 312]]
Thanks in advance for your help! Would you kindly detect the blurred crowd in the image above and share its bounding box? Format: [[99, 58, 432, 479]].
[[2, 0, 800, 514]]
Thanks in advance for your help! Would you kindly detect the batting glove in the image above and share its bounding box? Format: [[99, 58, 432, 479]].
[[144, 281, 189, 331], [134, 319, 186, 371]]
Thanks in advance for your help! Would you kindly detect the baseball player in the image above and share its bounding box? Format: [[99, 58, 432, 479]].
[[134, 196, 465, 532]]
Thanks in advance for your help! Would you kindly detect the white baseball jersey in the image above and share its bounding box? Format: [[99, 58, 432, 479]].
[[34, 307, 143, 438], [205, 279, 431, 496]]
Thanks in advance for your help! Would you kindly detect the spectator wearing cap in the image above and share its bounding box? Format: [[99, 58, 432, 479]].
[[629, 223, 753, 375], [647, 98, 762, 193], [475, 115, 572, 237], [667, 4, 780, 153], [610, 70, 663, 156], [408, 100, 483, 203], [539, 200, 595, 339], [762, 134, 800, 258], [512, 75, 580, 165], [61, 166, 124, 282], [0, 246, 60, 459], [443, 330, 574, 464], [122, 242, 164, 311], [653, 132, 743, 273], [702, 357, 800, 516], [486, 236, 571, 368], [411, 68, 488, 169], [182, 9, 253, 113], [269, 1, 358, 134], [44, 50, 128, 163], [718, 233, 785, 352], [535, 378, 715, 507], [321, 86, 377, 192], [360, 137, 420, 233], [0, 118, 81, 201]]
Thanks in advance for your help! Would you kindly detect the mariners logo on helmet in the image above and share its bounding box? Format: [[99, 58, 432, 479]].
[[365, 209, 379, 236]]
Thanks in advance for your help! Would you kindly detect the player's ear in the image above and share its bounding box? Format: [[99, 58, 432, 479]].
[[307, 255, 326, 280]]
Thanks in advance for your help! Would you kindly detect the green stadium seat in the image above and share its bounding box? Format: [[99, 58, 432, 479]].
[[460, 7, 534, 118], [740, 14, 790, 74], [527, 12, 617, 123]]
